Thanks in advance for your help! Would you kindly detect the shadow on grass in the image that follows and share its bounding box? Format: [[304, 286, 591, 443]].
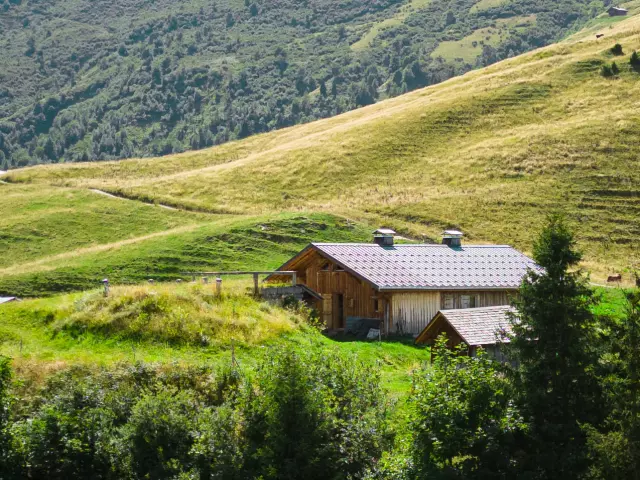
[[323, 332, 427, 349]]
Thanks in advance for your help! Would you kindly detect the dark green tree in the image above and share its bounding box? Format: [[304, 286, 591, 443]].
[[612, 61, 620, 75], [588, 291, 640, 479], [226, 12, 235, 28], [630, 51, 640, 68], [508, 215, 602, 479], [319, 80, 327, 97]]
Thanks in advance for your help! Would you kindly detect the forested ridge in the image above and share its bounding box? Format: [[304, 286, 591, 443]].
[[0, 0, 610, 168]]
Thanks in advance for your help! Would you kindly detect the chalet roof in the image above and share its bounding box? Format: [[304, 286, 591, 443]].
[[297, 243, 539, 291], [0, 297, 18, 304], [417, 305, 515, 346], [609, 6, 628, 11]]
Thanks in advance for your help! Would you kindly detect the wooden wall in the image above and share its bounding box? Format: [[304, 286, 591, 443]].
[[299, 253, 386, 330], [392, 292, 440, 335], [391, 290, 516, 335], [439, 290, 514, 310]]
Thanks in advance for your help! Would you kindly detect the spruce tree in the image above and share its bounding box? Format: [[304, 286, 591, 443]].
[[509, 216, 601, 479]]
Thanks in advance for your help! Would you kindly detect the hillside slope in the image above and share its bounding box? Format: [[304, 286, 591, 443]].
[[2, 13, 640, 293], [0, 0, 612, 168]]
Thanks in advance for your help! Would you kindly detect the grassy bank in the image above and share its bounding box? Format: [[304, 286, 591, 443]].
[[0, 210, 372, 297], [0, 282, 427, 400]]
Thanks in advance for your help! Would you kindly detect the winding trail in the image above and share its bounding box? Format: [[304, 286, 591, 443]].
[[90, 188, 178, 210]]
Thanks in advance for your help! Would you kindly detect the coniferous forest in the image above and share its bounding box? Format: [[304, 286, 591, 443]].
[[0, 0, 610, 168]]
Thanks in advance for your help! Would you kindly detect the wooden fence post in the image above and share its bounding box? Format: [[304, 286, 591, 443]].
[[216, 277, 222, 296], [253, 273, 259, 296]]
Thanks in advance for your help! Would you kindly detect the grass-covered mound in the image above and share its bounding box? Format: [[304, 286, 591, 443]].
[[4, 283, 304, 350], [51, 283, 303, 346]]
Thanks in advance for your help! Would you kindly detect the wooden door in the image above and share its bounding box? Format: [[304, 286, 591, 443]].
[[332, 294, 345, 329], [322, 294, 332, 328]]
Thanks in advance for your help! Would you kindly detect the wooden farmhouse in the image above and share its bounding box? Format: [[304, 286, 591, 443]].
[[415, 305, 514, 359], [268, 229, 538, 335], [608, 6, 628, 16]]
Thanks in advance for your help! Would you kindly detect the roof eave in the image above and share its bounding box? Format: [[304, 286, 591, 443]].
[[379, 285, 521, 292]]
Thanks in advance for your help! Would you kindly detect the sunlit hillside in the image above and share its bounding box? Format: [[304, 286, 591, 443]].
[[3, 12, 640, 291]]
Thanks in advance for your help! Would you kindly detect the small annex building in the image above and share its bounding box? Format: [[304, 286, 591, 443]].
[[268, 229, 538, 335], [415, 306, 514, 359], [608, 6, 628, 16], [0, 297, 18, 305]]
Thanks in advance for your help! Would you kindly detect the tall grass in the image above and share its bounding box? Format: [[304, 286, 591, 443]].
[[52, 282, 301, 346]]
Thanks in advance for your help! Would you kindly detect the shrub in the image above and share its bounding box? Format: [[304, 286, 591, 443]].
[[630, 51, 640, 67], [611, 43, 623, 56], [601, 63, 615, 77], [612, 61, 620, 75], [243, 348, 391, 480], [410, 336, 522, 477], [119, 389, 197, 478], [0, 349, 390, 479], [0, 357, 12, 473]]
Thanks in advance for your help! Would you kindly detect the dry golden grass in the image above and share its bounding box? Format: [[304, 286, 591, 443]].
[[4, 14, 640, 283]]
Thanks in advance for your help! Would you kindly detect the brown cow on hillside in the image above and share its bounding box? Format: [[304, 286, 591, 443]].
[[607, 274, 622, 283]]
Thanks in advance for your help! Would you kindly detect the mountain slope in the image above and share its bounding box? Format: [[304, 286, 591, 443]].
[[0, 0, 614, 168], [3, 12, 640, 294]]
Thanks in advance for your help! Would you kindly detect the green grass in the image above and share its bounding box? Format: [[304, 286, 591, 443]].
[[432, 16, 536, 62], [0, 283, 428, 400], [3, 14, 640, 292], [469, 0, 511, 14], [351, 0, 432, 50], [0, 184, 209, 269], [0, 210, 372, 297]]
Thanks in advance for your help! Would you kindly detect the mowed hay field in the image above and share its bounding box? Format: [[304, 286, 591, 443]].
[[3, 14, 640, 288]]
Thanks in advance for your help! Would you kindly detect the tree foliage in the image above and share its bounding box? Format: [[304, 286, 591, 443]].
[[0, 0, 606, 167], [0, 348, 390, 479], [508, 215, 602, 478], [410, 337, 523, 479]]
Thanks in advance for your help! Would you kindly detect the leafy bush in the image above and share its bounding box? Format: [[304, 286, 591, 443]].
[[0, 347, 390, 479], [612, 61, 620, 75], [630, 51, 640, 68], [601, 63, 616, 77], [119, 389, 197, 478], [410, 336, 522, 478]]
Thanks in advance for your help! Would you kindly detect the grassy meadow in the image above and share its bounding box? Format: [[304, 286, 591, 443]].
[[0, 281, 427, 404], [3, 13, 640, 287]]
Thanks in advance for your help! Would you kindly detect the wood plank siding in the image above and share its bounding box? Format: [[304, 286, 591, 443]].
[[391, 290, 515, 335], [298, 252, 387, 330], [392, 293, 440, 335]]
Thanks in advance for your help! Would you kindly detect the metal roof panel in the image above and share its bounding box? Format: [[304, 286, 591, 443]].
[[310, 243, 539, 290]]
